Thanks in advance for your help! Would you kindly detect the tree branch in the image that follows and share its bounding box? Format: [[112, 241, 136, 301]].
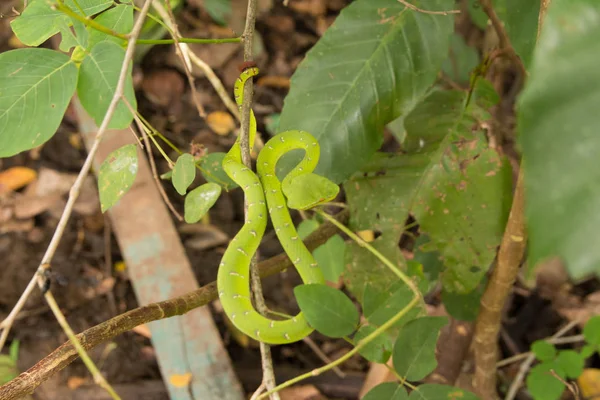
[[0, 210, 348, 400]]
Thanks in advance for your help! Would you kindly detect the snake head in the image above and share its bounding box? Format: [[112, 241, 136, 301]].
[[282, 173, 339, 210]]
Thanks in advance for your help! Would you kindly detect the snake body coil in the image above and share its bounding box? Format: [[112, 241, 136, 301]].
[[216, 67, 336, 344]]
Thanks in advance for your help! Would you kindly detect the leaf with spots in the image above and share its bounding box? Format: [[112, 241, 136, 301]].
[[278, 0, 454, 184], [0, 49, 78, 157], [354, 325, 393, 363], [295, 284, 359, 338], [314, 234, 346, 282], [98, 144, 138, 212], [184, 183, 221, 223]]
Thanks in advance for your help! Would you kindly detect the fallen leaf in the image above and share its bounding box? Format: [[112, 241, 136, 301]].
[[578, 369, 600, 399], [132, 324, 152, 339], [0, 167, 37, 194], [206, 111, 236, 136], [357, 230, 375, 242], [67, 376, 87, 390], [14, 194, 63, 219], [256, 75, 291, 89], [280, 384, 324, 400], [169, 372, 192, 388]]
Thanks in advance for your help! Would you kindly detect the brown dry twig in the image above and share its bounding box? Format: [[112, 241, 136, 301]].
[[0, 210, 348, 400]]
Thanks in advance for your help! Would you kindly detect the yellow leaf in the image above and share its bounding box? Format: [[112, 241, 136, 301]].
[[114, 261, 127, 272], [0, 167, 37, 194], [358, 230, 375, 242], [578, 368, 600, 398], [169, 372, 192, 387], [207, 111, 235, 136]]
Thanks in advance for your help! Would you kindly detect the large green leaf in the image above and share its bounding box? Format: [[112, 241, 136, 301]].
[[0, 49, 78, 157], [363, 383, 408, 400], [77, 41, 136, 129], [10, 0, 112, 47], [172, 153, 196, 195], [518, 0, 600, 280], [278, 0, 454, 183]]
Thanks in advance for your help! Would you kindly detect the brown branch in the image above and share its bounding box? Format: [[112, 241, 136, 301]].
[[477, 0, 527, 78], [473, 168, 526, 399], [0, 210, 348, 400]]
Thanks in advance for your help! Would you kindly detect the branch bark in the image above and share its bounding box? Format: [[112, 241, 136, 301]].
[[0, 210, 348, 400]]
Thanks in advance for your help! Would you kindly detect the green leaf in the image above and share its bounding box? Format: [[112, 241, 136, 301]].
[[278, 0, 454, 183], [344, 238, 403, 303], [0, 49, 78, 157], [442, 34, 480, 84], [393, 316, 448, 381], [172, 154, 197, 195], [297, 219, 320, 240], [57, 18, 88, 52], [526, 363, 565, 400], [204, 0, 231, 26], [494, 0, 540, 69], [77, 41, 136, 129], [531, 340, 557, 362], [583, 315, 600, 346], [407, 89, 512, 293], [88, 4, 133, 49], [363, 280, 423, 329], [441, 280, 484, 321], [283, 173, 339, 210], [98, 144, 138, 212], [8, 340, 19, 363], [580, 344, 596, 358], [413, 235, 444, 288], [294, 283, 359, 338], [555, 350, 584, 379], [518, 0, 600, 280], [199, 152, 237, 190], [408, 384, 480, 400], [314, 234, 346, 282], [354, 325, 393, 364], [363, 383, 408, 400], [0, 356, 18, 386], [184, 183, 221, 223], [10, 0, 112, 46]]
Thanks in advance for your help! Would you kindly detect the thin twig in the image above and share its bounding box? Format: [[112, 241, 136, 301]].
[[239, 0, 280, 397], [496, 334, 585, 368], [302, 337, 346, 378], [0, 0, 153, 350], [397, 0, 460, 15], [0, 211, 348, 400], [477, 0, 527, 78], [154, 0, 206, 118], [505, 319, 580, 400]]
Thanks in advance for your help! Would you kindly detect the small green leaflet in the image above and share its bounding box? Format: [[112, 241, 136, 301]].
[[87, 4, 133, 49], [172, 154, 197, 195], [393, 317, 448, 381], [297, 219, 319, 240], [583, 315, 600, 346], [314, 234, 346, 282], [199, 152, 237, 190], [531, 340, 556, 362], [526, 363, 566, 400], [98, 144, 138, 212], [295, 284, 358, 338], [184, 183, 221, 223]]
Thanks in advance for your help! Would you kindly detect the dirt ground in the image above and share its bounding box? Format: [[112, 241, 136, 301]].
[[0, 0, 598, 399]]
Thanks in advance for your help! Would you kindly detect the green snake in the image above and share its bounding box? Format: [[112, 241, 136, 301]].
[[217, 67, 339, 344]]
